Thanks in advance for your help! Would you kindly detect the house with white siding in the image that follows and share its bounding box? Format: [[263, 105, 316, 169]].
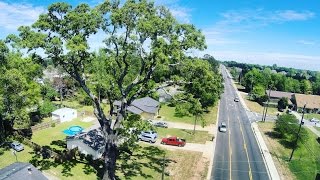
[[66, 128, 105, 160]]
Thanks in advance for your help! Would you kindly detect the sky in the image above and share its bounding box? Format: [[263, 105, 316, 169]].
[[0, 0, 320, 71]]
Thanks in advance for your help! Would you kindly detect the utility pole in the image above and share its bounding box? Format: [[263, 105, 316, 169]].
[[262, 87, 272, 122], [289, 103, 306, 161], [161, 154, 166, 180], [193, 115, 197, 134]]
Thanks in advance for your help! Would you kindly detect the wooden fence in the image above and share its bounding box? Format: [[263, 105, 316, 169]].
[[31, 119, 61, 132]]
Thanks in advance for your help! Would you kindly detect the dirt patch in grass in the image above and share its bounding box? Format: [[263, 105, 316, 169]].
[[166, 150, 206, 180]]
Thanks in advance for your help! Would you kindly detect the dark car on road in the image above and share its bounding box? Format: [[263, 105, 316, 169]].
[[153, 121, 168, 128]]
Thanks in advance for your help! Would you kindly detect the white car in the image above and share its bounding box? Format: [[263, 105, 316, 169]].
[[310, 118, 320, 123], [10, 142, 24, 152], [138, 131, 158, 143], [219, 122, 227, 132]]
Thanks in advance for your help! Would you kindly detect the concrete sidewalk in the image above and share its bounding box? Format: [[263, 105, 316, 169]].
[[252, 122, 280, 180], [291, 111, 320, 137], [165, 121, 215, 134]]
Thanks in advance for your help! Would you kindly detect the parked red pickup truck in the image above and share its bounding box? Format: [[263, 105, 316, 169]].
[[161, 136, 186, 147]]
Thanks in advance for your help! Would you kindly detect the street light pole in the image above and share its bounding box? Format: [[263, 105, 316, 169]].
[[289, 103, 306, 161]]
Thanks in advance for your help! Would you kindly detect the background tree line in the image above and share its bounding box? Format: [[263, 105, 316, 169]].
[[225, 61, 320, 97]]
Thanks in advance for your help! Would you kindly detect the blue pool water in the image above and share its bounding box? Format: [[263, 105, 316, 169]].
[[63, 126, 83, 136]]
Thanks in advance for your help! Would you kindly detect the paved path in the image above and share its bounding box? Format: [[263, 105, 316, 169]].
[[165, 121, 215, 134], [291, 111, 320, 137]]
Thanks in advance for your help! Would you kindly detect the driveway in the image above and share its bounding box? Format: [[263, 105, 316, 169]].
[[141, 140, 214, 159]]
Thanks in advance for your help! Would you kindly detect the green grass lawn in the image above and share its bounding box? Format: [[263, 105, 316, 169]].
[[304, 113, 320, 120], [117, 145, 206, 180], [156, 128, 212, 144], [258, 122, 320, 180], [31, 118, 94, 149], [159, 104, 218, 125], [240, 93, 279, 116], [0, 143, 206, 180], [0, 145, 34, 169]]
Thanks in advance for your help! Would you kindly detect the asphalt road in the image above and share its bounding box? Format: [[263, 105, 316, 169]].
[[211, 66, 269, 180]]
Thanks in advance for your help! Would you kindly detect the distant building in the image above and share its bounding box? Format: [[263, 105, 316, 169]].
[[292, 94, 320, 113], [0, 162, 48, 180], [279, 71, 287, 75], [156, 85, 183, 103], [114, 97, 160, 119], [66, 128, 105, 160], [271, 70, 277, 74], [267, 90, 294, 104], [52, 108, 77, 122]]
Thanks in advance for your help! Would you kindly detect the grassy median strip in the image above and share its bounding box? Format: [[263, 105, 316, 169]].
[[258, 122, 320, 180], [156, 128, 212, 144]]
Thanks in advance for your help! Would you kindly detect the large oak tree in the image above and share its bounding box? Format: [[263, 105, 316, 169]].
[[9, 0, 218, 179]]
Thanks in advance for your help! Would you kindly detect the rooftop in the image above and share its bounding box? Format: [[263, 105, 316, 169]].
[[266, 90, 293, 99], [52, 107, 76, 115], [114, 97, 159, 114], [131, 97, 159, 114], [0, 162, 47, 180], [67, 128, 105, 151], [294, 94, 320, 109]]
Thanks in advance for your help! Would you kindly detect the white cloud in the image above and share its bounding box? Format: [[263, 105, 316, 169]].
[[170, 7, 191, 23], [154, 0, 192, 23], [297, 40, 316, 45], [277, 10, 315, 21], [0, 1, 45, 30], [218, 9, 315, 28]]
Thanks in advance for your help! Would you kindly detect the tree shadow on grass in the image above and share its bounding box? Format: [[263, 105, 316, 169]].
[[28, 140, 101, 178], [264, 131, 281, 139], [50, 140, 67, 149], [116, 145, 175, 179]]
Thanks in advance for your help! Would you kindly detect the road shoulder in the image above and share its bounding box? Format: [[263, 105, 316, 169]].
[[252, 122, 280, 180]]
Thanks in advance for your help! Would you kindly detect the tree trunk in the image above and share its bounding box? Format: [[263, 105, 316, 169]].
[[102, 137, 117, 180]]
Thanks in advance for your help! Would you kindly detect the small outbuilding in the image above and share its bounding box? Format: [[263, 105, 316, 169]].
[[52, 108, 77, 123]]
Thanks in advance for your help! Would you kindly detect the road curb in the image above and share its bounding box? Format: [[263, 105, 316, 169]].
[[251, 122, 280, 180], [206, 100, 220, 180]]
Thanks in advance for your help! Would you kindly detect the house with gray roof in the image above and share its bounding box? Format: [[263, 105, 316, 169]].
[[66, 128, 105, 160], [0, 162, 47, 180], [114, 97, 160, 119], [266, 90, 294, 106]]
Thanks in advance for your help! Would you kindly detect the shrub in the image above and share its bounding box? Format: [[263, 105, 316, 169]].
[[0, 148, 4, 155], [51, 122, 56, 127]]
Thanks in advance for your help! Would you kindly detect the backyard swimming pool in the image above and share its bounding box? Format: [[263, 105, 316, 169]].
[[63, 125, 83, 136]]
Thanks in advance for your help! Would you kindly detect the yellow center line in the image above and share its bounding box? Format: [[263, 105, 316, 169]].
[[228, 116, 232, 180], [237, 116, 253, 180]]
